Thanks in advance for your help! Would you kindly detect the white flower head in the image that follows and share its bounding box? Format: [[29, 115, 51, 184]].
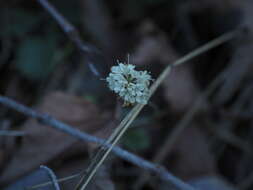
[[106, 62, 152, 105]]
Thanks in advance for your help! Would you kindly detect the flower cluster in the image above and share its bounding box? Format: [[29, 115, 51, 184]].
[[106, 63, 152, 105]]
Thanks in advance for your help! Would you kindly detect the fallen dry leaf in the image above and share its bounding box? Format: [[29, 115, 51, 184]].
[[163, 64, 203, 113], [0, 91, 105, 185], [170, 125, 216, 180]]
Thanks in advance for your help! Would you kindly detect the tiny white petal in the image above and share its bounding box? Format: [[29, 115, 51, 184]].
[[106, 62, 152, 105]]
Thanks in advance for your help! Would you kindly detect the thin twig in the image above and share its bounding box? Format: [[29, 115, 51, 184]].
[[36, 0, 101, 77], [0, 95, 194, 190], [37, 0, 94, 54], [40, 165, 61, 190], [0, 130, 26, 136], [75, 104, 146, 190], [28, 172, 81, 190], [208, 123, 253, 155], [75, 29, 241, 190]]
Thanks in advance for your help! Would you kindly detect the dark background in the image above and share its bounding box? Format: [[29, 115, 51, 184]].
[[0, 0, 253, 190]]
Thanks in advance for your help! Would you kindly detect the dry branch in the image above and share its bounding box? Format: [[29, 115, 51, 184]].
[[36, 0, 101, 77], [0, 95, 194, 190], [40, 165, 61, 190]]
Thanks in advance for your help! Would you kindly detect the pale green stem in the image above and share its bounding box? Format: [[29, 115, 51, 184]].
[[75, 29, 240, 190]]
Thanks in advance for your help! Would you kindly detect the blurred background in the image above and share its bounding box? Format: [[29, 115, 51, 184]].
[[0, 0, 253, 190]]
